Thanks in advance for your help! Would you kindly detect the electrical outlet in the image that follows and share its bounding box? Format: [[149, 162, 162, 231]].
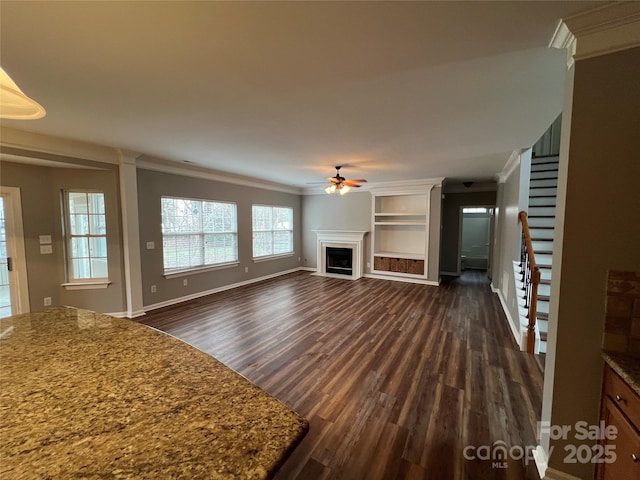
[[244, 267, 249, 273], [44, 297, 52, 306], [146, 241, 155, 250], [151, 285, 157, 293], [183, 279, 188, 286], [367, 262, 371, 268]]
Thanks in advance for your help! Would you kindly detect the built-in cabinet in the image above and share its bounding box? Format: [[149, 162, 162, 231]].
[[370, 181, 440, 281], [597, 364, 640, 479]]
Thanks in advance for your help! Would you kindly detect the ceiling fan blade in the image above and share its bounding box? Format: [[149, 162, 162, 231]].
[[328, 177, 341, 183], [344, 180, 366, 186], [347, 179, 367, 183]]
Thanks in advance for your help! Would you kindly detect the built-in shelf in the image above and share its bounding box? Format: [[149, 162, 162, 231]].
[[370, 184, 438, 280], [374, 251, 425, 260], [374, 221, 427, 226], [374, 212, 426, 217]]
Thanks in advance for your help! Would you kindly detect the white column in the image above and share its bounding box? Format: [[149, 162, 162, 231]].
[[118, 150, 145, 318]]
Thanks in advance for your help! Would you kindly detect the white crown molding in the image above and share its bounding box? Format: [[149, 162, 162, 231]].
[[549, 21, 577, 69], [0, 126, 121, 165], [550, 2, 640, 66], [136, 155, 302, 195], [496, 150, 522, 184]]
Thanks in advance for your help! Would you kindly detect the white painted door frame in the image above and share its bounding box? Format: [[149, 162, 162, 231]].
[[0, 186, 30, 315]]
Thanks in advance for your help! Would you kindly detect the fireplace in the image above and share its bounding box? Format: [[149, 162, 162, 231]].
[[313, 230, 368, 280], [326, 247, 353, 276]]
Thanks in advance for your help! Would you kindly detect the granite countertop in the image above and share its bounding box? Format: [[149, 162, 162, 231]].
[[0, 307, 308, 479], [602, 351, 640, 396]]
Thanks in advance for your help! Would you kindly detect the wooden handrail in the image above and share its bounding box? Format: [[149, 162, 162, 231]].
[[518, 211, 541, 354]]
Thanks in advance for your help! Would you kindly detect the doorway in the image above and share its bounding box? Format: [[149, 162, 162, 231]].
[[458, 206, 494, 277], [0, 186, 30, 318]]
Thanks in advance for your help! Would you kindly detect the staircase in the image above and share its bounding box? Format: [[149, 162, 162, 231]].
[[515, 154, 559, 360]]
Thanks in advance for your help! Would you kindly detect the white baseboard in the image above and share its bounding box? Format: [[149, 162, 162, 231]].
[[299, 267, 317, 272], [143, 267, 306, 313], [495, 288, 522, 349], [533, 445, 548, 479], [107, 309, 146, 319], [364, 273, 439, 286]]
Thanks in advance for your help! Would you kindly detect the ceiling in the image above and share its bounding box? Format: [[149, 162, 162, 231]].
[[0, 1, 598, 191]]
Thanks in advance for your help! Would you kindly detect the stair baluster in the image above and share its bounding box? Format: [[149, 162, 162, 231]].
[[518, 211, 540, 354]]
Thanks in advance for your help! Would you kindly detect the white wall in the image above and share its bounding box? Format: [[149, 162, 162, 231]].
[[543, 46, 640, 479], [492, 154, 524, 344]]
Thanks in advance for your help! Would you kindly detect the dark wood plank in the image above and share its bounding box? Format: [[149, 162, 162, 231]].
[[141, 270, 543, 479]]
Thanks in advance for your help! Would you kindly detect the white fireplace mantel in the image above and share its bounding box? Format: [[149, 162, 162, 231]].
[[313, 230, 368, 280]]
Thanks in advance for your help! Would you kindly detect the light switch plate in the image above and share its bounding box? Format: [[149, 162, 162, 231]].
[[39, 235, 52, 244], [40, 245, 53, 254]]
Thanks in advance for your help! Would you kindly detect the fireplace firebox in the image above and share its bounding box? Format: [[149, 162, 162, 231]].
[[326, 247, 353, 276]]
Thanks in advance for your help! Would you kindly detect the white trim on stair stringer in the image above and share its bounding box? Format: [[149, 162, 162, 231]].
[[491, 283, 522, 349]]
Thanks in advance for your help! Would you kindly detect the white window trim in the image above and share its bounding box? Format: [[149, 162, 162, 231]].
[[62, 189, 109, 283], [161, 196, 238, 273], [252, 204, 294, 259], [61, 280, 111, 290]]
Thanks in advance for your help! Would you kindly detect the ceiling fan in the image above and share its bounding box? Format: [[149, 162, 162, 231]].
[[324, 166, 367, 195]]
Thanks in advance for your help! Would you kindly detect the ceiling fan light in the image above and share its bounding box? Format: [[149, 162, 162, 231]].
[[339, 185, 350, 195], [325, 184, 336, 194], [0, 67, 46, 119]]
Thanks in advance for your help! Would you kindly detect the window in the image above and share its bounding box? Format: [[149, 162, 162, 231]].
[[252, 205, 293, 259], [161, 197, 237, 273], [63, 191, 108, 281]]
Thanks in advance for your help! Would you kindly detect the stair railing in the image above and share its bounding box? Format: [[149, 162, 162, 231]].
[[518, 211, 540, 354]]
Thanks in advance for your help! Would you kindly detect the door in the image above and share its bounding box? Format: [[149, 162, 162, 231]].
[[0, 186, 30, 318], [458, 206, 494, 275]]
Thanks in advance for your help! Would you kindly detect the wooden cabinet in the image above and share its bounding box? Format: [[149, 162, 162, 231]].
[[597, 364, 640, 479], [370, 182, 441, 281]]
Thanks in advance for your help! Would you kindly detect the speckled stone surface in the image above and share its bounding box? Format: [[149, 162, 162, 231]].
[[602, 351, 640, 397], [0, 307, 308, 479]]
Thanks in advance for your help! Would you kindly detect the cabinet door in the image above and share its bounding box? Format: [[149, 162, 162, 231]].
[[598, 397, 640, 479]]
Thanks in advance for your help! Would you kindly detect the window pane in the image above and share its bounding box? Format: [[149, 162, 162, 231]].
[[66, 191, 108, 281], [253, 231, 272, 257], [89, 237, 107, 257], [88, 214, 106, 235], [91, 258, 108, 278], [163, 236, 178, 270], [162, 197, 238, 271], [174, 235, 192, 268], [273, 231, 293, 254], [72, 258, 92, 279], [71, 237, 89, 258], [252, 206, 293, 258], [88, 193, 105, 214], [70, 214, 89, 235], [252, 206, 272, 231], [68, 192, 88, 214]]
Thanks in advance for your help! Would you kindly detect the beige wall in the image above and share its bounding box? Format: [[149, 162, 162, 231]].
[[302, 186, 442, 283], [136, 168, 302, 308], [0, 160, 126, 314], [301, 191, 372, 269], [492, 160, 524, 340], [545, 47, 640, 478]]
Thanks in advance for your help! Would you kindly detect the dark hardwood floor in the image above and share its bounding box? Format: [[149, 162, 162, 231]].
[[141, 270, 543, 479]]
